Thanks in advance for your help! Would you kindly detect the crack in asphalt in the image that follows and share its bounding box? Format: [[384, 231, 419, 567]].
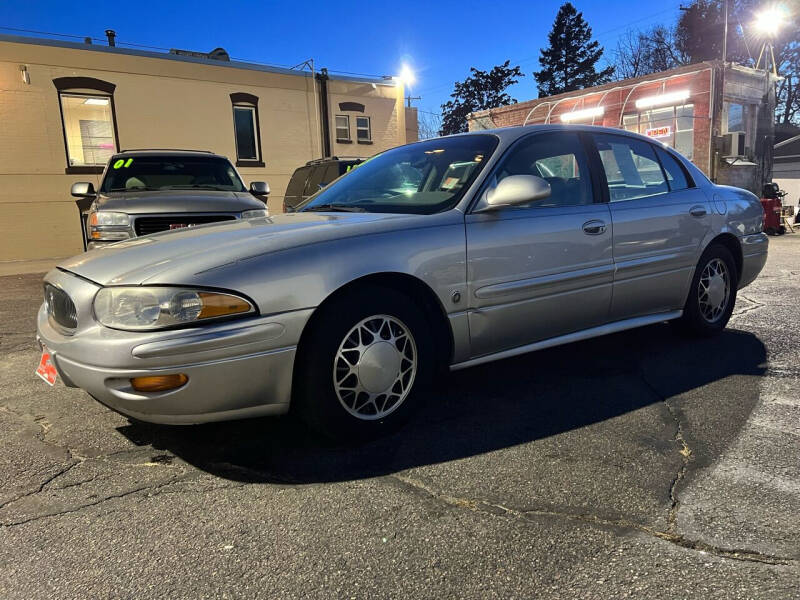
[[0, 460, 81, 510], [636, 369, 692, 535], [388, 474, 795, 566], [0, 475, 187, 528], [732, 294, 766, 317], [0, 474, 256, 528], [386, 360, 794, 568]]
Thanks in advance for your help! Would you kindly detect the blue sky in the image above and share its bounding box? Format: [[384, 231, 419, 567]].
[[1, 0, 687, 118]]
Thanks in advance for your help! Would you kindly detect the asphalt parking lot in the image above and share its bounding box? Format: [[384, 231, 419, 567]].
[[1, 236, 798, 599]]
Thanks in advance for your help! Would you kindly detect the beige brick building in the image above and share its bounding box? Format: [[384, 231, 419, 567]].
[[0, 34, 416, 262]]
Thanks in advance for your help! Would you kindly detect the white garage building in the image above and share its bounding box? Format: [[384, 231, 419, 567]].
[[774, 135, 800, 215]]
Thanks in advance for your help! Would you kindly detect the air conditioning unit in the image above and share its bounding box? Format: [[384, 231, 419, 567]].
[[723, 132, 746, 157]]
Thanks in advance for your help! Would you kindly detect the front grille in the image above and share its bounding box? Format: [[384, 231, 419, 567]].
[[44, 284, 78, 329], [134, 215, 236, 236]]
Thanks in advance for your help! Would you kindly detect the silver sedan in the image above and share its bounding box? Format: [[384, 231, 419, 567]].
[[36, 125, 768, 439]]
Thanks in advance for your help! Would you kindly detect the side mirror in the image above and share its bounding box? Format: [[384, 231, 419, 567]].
[[250, 181, 270, 196], [481, 175, 551, 211], [71, 182, 96, 198]]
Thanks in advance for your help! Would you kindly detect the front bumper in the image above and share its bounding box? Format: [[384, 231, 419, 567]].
[[36, 269, 312, 424]]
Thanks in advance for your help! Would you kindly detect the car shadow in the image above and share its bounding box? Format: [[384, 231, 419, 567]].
[[117, 323, 767, 484]]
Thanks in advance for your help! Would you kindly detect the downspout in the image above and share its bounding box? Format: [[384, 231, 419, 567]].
[[316, 68, 331, 158]]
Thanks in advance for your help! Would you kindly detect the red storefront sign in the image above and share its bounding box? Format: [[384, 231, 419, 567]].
[[645, 126, 672, 139]]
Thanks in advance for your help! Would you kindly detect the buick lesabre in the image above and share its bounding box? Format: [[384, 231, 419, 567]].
[[36, 126, 768, 439]]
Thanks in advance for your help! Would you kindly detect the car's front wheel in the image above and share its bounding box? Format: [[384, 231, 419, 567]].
[[293, 285, 435, 440], [677, 243, 738, 336]]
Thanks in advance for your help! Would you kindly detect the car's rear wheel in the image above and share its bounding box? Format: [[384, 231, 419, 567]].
[[292, 285, 435, 441], [677, 243, 738, 336]]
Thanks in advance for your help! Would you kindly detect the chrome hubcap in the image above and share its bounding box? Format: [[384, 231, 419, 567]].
[[333, 315, 417, 420], [698, 258, 730, 323]]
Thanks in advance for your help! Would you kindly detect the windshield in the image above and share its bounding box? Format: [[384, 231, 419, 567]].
[[300, 135, 498, 214], [100, 156, 246, 193]]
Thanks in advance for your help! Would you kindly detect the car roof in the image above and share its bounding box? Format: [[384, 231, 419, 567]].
[[112, 149, 226, 159], [304, 156, 365, 167], [443, 123, 665, 144]]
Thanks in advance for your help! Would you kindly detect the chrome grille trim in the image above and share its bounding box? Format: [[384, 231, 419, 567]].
[[133, 214, 237, 236]]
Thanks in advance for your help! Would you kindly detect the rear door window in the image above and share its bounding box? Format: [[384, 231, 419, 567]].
[[593, 134, 669, 202], [285, 166, 311, 200], [321, 164, 340, 187], [304, 166, 327, 196], [656, 147, 691, 191]]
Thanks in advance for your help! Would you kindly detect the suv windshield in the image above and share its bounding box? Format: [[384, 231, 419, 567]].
[[100, 156, 246, 193], [300, 135, 498, 214]]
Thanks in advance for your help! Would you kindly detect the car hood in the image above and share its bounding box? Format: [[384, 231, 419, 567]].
[[58, 211, 435, 286], [95, 190, 265, 213]]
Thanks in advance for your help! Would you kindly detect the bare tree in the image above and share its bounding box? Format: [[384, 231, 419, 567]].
[[614, 30, 650, 79], [417, 110, 443, 140], [614, 25, 685, 80]]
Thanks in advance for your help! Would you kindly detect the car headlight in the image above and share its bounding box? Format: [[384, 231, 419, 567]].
[[89, 211, 132, 241], [241, 209, 268, 219], [94, 287, 255, 330]]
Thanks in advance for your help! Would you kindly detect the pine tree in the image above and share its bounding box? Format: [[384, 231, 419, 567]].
[[534, 2, 614, 97]]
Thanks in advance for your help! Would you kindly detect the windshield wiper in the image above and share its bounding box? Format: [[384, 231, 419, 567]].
[[108, 186, 160, 192], [163, 184, 229, 191], [303, 203, 367, 213]]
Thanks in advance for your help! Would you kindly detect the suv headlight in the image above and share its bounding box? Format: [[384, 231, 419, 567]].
[[241, 209, 268, 219], [89, 211, 133, 241], [94, 287, 255, 330]]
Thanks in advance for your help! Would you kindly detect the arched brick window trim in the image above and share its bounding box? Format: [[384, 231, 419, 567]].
[[338, 102, 365, 112], [230, 92, 259, 106], [53, 77, 119, 174], [53, 77, 116, 94]]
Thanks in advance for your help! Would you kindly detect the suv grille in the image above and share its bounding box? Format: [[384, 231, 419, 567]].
[[44, 284, 78, 329], [134, 215, 236, 236]]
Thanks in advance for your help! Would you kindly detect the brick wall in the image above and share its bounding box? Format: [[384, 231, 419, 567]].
[[469, 64, 716, 176]]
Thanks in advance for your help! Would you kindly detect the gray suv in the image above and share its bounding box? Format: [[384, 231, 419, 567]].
[[71, 150, 269, 250]]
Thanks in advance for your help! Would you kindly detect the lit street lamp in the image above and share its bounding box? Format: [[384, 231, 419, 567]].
[[754, 4, 790, 36], [754, 3, 791, 75]]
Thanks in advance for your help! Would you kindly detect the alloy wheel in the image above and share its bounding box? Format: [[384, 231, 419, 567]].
[[698, 258, 730, 323], [333, 315, 417, 420]]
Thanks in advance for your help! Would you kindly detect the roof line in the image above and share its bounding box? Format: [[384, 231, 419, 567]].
[[775, 134, 800, 148], [0, 33, 395, 86]]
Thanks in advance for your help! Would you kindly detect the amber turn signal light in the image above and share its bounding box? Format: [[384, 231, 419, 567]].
[[198, 292, 252, 318], [130, 373, 188, 392]]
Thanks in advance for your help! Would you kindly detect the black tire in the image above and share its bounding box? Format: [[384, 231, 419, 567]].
[[676, 243, 738, 337], [292, 285, 436, 441]]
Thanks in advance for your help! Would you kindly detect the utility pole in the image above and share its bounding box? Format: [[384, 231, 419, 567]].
[[722, 0, 728, 63], [405, 95, 421, 108]]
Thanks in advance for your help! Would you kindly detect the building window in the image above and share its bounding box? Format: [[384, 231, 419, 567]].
[[59, 94, 117, 167], [723, 101, 755, 153], [230, 93, 263, 167], [622, 104, 694, 160], [335, 115, 351, 142], [233, 106, 258, 160], [356, 116, 372, 143], [53, 77, 118, 174]]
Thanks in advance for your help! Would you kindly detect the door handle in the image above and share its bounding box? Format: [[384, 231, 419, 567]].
[[689, 205, 707, 217], [582, 220, 607, 235]]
